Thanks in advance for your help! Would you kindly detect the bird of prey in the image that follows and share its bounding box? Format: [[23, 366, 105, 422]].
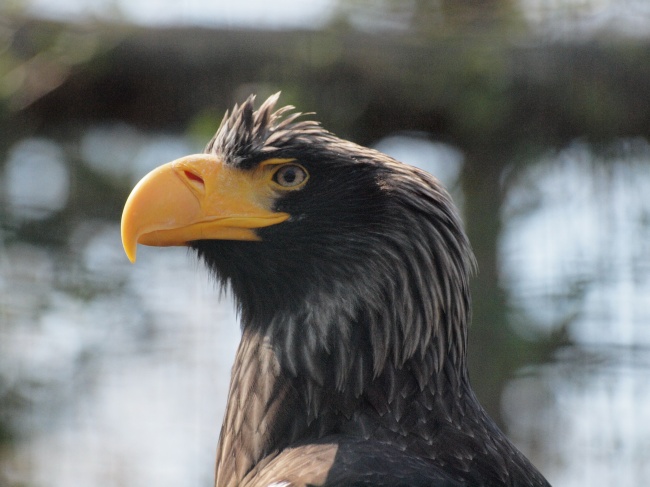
[[121, 94, 551, 487]]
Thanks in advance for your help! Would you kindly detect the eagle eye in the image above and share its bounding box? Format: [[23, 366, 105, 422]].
[[273, 164, 308, 188]]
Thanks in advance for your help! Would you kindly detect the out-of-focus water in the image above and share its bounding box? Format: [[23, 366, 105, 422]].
[[1, 127, 649, 487], [500, 139, 650, 485]]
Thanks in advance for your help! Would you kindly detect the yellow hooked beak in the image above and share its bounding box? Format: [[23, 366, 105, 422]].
[[120, 154, 290, 262]]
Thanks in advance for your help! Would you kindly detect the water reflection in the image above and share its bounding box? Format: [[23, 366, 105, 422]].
[[2, 243, 238, 486], [3, 139, 70, 220], [1, 129, 649, 486], [500, 139, 650, 485], [80, 125, 198, 183], [502, 139, 650, 342]]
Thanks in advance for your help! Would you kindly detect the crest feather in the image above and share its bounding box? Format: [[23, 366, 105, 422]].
[[205, 93, 328, 165]]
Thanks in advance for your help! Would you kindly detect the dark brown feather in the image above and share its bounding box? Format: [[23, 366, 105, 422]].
[[192, 95, 551, 487]]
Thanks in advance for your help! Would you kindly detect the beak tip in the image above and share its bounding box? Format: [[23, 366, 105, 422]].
[[123, 241, 137, 263], [121, 224, 138, 263]]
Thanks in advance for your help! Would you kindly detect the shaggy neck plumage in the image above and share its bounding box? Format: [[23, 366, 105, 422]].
[[194, 95, 549, 487], [202, 173, 478, 486], [197, 94, 485, 486]]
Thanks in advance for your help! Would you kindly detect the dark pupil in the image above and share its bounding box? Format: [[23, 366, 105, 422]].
[[282, 168, 297, 184]]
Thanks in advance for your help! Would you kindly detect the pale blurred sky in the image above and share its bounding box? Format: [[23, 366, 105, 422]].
[[20, 0, 650, 37], [23, 0, 336, 28]]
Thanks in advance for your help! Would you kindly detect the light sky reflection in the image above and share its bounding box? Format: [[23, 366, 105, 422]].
[[500, 139, 650, 486]]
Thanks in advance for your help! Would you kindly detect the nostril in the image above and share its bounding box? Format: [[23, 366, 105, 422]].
[[184, 170, 205, 187]]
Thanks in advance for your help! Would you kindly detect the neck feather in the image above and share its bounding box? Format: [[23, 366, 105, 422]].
[[214, 259, 477, 486], [212, 162, 479, 485]]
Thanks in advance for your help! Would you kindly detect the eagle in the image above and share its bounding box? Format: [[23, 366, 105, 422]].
[[121, 94, 550, 487]]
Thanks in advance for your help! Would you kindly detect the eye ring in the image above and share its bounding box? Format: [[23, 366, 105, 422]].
[[272, 164, 308, 188]]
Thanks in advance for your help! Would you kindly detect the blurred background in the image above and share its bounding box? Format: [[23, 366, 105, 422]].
[[1, 1, 650, 486]]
